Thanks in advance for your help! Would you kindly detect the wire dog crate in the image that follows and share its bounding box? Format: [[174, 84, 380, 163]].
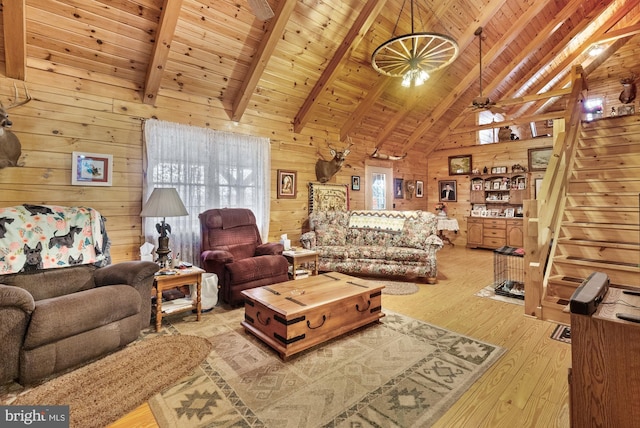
[[494, 246, 525, 299]]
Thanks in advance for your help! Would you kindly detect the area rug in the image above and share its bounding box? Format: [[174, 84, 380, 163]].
[[475, 284, 524, 306], [149, 307, 505, 427], [551, 324, 571, 344], [376, 280, 420, 295], [3, 335, 211, 428]]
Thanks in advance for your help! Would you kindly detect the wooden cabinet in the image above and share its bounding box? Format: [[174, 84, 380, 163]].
[[466, 217, 523, 249], [506, 220, 523, 247], [570, 288, 640, 428], [467, 217, 483, 246]]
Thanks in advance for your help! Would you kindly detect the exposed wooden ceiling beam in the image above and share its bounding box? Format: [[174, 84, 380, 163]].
[[507, 0, 634, 117], [3, 0, 26, 80], [232, 0, 297, 122], [293, 0, 388, 134], [340, 76, 393, 141], [143, 0, 184, 105], [450, 111, 564, 135]]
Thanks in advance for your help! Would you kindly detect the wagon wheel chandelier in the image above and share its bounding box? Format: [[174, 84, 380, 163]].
[[371, 0, 459, 88]]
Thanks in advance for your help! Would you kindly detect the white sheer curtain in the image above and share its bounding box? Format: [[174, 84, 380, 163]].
[[143, 119, 271, 266]]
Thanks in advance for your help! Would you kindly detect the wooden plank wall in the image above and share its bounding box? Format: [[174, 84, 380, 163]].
[[0, 70, 434, 263], [0, 67, 629, 262]]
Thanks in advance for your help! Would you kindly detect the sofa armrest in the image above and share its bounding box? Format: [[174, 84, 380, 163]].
[[256, 242, 283, 256], [300, 231, 316, 249], [201, 249, 234, 264], [425, 234, 444, 251], [0, 284, 35, 313], [93, 261, 159, 288], [0, 284, 34, 384], [93, 261, 159, 329]]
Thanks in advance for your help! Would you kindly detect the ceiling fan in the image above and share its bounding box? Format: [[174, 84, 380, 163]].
[[470, 27, 505, 114]]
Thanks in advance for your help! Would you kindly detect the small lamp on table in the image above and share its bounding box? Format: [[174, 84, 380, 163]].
[[140, 187, 188, 267]]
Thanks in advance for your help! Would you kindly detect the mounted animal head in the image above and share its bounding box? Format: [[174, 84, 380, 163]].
[[0, 83, 31, 169], [619, 74, 637, 104], [315, 138, 354, 183]]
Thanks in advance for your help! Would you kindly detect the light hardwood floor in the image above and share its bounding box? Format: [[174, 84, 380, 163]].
[[110, 245, 571, 427]]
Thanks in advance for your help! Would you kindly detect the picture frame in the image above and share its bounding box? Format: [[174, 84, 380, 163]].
[[71, 151, 113, 186], [277, 169, 297, 199], [439, 180, 457, 202], [528, 146, 553, 171], [617, 104, 635, 116], [351, 175, 360, 191], [415, 180, 424, 198], [505, 208, 515, 218], [448, 155, 472, 175], [394, 178, 404, 199], [534, 177, 544, 199]]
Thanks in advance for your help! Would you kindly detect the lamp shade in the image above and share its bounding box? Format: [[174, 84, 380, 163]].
[[140, 188, 188, 218]]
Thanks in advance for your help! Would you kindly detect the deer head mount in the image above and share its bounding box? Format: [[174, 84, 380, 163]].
[[0, 83, 32, 169], [619, 74, 637, 104], [315, 138, 354, 183]]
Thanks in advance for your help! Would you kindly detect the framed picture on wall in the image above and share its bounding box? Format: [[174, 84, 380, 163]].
[[351, 175, 360, 191], [528, 146, 553, 171], [415, 180, 424, 198], [448, 155, 472, 175], [439, 180, 457, 202], [277, 170, 297, 199], [394, 178, 404, 199], [71, 152, 113, 186]]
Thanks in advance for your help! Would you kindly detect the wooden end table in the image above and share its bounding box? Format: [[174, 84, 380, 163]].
[[153, 267, 204, 331], [283, 249, 319, 279]]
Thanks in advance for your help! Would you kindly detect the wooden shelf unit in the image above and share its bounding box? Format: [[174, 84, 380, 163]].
[[470, 173, 527, 216], [467, 217, 523, 249]]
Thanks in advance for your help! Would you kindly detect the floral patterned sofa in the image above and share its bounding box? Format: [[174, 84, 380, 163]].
[[300, 210, 443, 283]]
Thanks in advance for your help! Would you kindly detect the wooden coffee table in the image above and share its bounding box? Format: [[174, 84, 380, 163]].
[[241, 272, 384, 360]]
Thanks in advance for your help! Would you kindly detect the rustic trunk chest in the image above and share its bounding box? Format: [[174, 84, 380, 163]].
[[241, 272, 384, 359]]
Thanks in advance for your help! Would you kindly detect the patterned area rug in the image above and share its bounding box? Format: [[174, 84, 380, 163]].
[[475, 284, 524, 306], [149, 307, 504, 427], [551, 324, 571, 344]]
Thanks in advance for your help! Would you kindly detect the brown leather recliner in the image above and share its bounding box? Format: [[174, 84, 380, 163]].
[[199, 208, 289, 306]]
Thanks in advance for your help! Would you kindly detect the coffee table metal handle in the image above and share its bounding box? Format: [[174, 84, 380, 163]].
[[307, 315, 326, 329], [256, 311, 271, 326], [356, 300, 371, 312]]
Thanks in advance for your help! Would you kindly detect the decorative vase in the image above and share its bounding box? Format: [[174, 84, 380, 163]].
[[438, 210, 447, 217]]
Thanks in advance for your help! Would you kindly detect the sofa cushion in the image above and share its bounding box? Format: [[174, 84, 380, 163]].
[[316, 225, 347, 246], [315, 245, 349, 260], [384, 247, 428, 262], [23, 284, 140, 350], [394, 217, 432, 249], [1, 265, 97, 301], [347, 245, 389, 260]]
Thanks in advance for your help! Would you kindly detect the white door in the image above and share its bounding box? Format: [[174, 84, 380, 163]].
[[365, 165, 394, 210]]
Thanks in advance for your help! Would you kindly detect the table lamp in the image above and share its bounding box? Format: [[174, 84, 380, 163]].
[[140, 187, 188, 267]]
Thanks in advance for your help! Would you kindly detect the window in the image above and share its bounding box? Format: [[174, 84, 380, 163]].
[[478, 110, 505, 144], [143, 119, 270, 264]]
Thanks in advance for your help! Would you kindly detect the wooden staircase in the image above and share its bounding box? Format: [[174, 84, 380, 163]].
[[541, 114, 640, 324]]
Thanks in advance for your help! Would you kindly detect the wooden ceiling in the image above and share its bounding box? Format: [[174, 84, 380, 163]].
[[1, 0, 639, 155]]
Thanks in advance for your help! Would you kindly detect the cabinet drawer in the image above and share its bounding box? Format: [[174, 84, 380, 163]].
[[484, 237, 506, 247], [506, 219, 522, 226], [484, 219, 506, 228], [484, 229, 506, 238]]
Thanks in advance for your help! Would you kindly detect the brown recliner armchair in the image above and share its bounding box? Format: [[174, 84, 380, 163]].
[[199, 208, 289, 306]]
